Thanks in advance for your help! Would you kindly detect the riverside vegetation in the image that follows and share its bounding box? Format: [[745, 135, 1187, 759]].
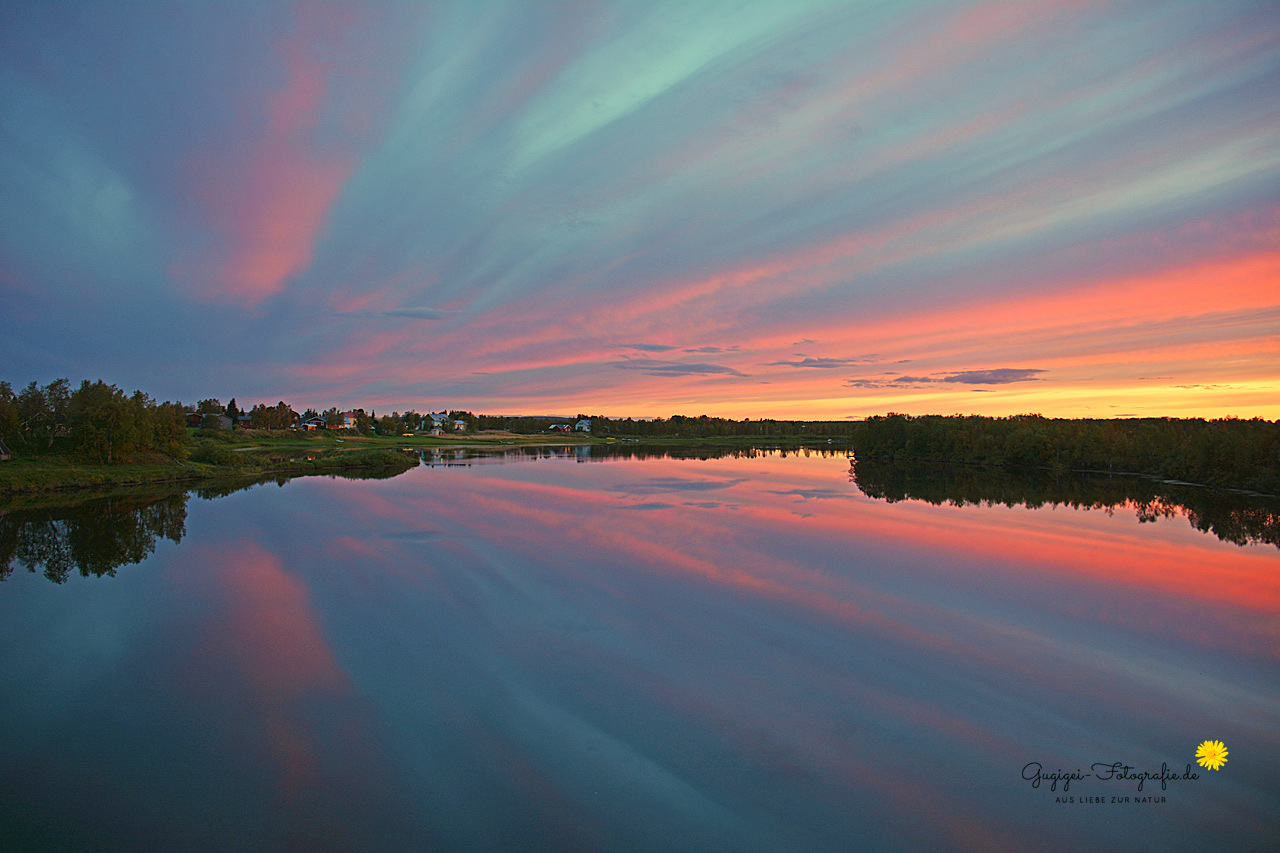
[[2, 378, 1278, 496], [849, 413, 1280, 496]]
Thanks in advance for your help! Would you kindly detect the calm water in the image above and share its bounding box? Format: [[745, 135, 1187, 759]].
[[2, 448, 1277, 852]]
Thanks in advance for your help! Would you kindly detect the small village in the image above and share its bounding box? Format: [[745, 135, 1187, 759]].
[[182, 399, 592, 436]]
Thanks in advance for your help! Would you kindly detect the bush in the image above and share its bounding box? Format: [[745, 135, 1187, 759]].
[[188, 440, 242, 466]]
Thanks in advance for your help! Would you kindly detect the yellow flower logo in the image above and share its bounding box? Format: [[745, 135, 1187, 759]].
[[1195, 740, 1228, 771]]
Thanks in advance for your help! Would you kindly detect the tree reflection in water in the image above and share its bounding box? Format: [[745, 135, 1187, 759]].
[[1, 491, 189, 583], [850, 458, 1280, 550], [5, 448, 1276, 584], [0, 466, 414, 584]]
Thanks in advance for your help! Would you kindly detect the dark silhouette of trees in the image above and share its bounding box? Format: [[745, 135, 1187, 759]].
[[850, 414, 1280, 494]]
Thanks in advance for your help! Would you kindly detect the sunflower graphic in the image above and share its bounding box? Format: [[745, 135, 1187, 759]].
[[1195, 740, 1228, 771]]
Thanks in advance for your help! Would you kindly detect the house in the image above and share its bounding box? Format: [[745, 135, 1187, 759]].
[[575, 419, 592, 433], [188, 412, 232, 429], [452, 419, 467, 432], [428, 412, 449, 429], [341, 410, 360, 428], [0, 439, 11, 461], [548, 423, 572, 433], [302, 416, 326, 431]]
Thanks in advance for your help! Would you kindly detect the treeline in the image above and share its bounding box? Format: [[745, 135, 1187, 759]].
[[0, 378, 187, 464], [851, 414, 1280, 494], [478, 413, 855, 438]]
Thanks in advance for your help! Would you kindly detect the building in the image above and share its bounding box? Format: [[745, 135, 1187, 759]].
[[0, 439, 11, 461], [575, 419, 592, 433], [187, 412, 233, 429]]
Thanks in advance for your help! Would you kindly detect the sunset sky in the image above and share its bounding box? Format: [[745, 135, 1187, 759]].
[[2, 1, 1278, 420]]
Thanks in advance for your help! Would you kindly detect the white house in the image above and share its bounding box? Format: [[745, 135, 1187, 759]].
[[575, 419, 591, 432]]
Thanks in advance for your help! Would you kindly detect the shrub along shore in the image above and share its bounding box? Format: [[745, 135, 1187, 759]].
[[0, 441, 416, 495]]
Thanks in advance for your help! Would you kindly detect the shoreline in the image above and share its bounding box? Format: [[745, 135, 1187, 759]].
[[0, 432, 602, 497], [0, 430, 857, 497]]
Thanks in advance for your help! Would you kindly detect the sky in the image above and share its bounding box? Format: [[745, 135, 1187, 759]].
[[1, 1, 1278, 420]]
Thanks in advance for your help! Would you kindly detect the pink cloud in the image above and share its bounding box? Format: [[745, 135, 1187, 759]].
[[178, 6, 378, 307]]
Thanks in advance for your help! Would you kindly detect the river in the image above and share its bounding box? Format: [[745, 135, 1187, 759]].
[[1, 447, 1277, 851]]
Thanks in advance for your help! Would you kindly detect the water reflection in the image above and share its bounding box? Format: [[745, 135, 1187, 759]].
[[850, 458, 1280, 550], [6, 447, 1277, 588], [0, 490, 189, 583], [1, 467, 411, 583], [1, 448, 1277, 850], [409, 442, 847, 466]]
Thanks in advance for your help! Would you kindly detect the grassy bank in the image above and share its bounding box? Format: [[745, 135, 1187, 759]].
[[0, 447, 415, 496], [0, 428, 604, 496]]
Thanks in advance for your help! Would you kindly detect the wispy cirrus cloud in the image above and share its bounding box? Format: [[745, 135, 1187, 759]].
[[611, 359, 747, 378], [942, 368, 1044, 385], [847, 368, 1045, 388], [768, 356, 874, 369], [617, 343, 679, 352], [2, 2, 1278, 418], [381, 307, 459, 321]]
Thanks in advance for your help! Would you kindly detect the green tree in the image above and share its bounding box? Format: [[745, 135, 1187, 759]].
[[0, 381, 19, 445], [68, 380, 136, 464], [17, 379, 70, 449]]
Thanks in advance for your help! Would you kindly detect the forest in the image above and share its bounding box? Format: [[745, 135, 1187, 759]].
[[849, 413, 1280, 495]]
